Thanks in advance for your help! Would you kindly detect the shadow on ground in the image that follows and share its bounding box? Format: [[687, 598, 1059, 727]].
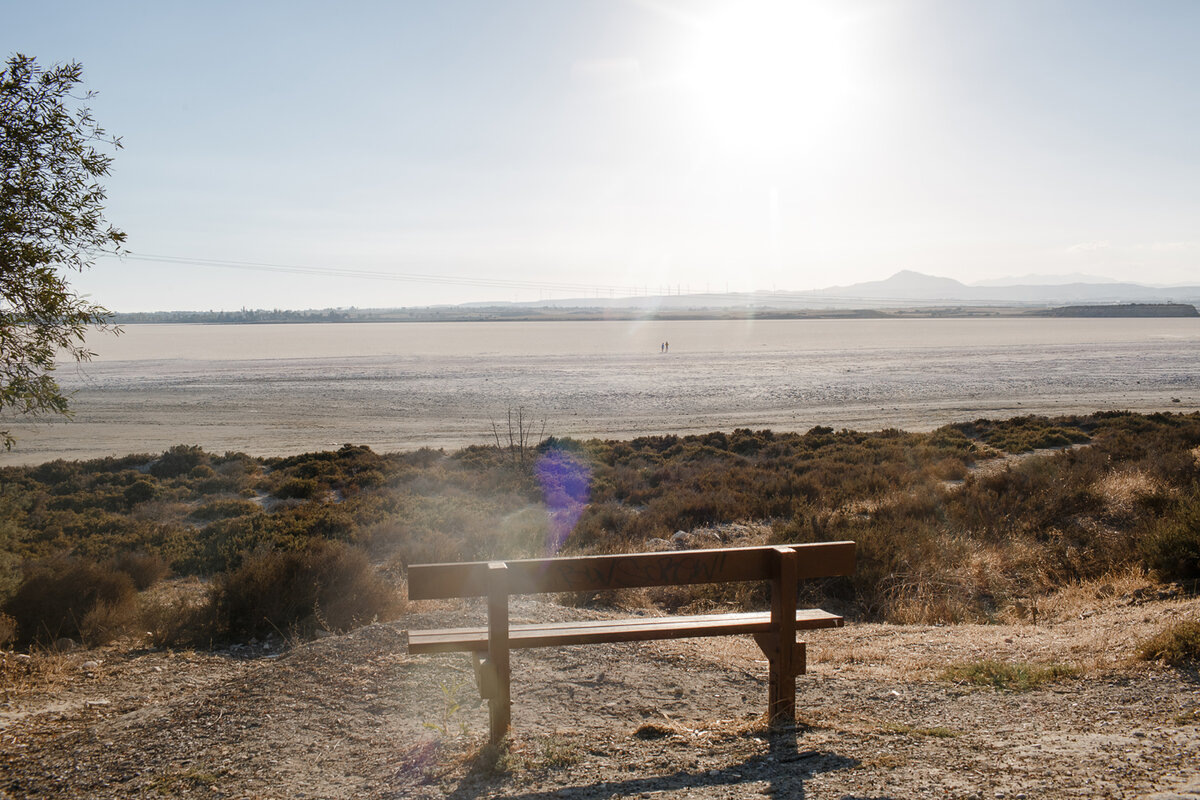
[[446, 727, 860, 800]]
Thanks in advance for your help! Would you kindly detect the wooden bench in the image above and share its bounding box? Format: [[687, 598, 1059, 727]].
[[406, 541, 855, 743]]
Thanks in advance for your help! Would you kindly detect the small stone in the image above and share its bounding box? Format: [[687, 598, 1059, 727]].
[[81, 660, 101, 671]]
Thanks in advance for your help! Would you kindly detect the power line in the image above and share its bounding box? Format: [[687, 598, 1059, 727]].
[[112, 252, 647, 297], [105, 252, 974, 308]]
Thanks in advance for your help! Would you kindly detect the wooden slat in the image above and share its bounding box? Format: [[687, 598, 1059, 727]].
[[407, 541, 855, 600], [407, 608, 843, 653]]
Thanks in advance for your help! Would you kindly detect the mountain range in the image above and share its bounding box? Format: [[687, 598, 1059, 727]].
[[493, 270, 1200, 311], [804, 270, 1200, 306]]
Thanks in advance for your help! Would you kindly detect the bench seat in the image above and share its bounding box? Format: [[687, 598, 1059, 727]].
[[408, 608, 843, 653]]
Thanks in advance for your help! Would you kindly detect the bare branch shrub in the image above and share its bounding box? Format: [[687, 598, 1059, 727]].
[[491, 407, 546, 467]]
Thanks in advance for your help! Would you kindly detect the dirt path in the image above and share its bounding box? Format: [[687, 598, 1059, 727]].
[[2, 590, 1198, 799]]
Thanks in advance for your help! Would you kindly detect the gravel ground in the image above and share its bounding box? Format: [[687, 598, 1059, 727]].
[[2, 587, 1198, 799]]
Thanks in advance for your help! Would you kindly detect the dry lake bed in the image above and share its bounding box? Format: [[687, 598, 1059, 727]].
[[4, 317, 1198, 464]]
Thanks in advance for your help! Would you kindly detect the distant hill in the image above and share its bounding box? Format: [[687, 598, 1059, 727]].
[[1030, 303, 1200, 318], [114, 271, 1200, 319], [796, 271, 1200, 307], [465, 270, 1200, 313], [813, 270, 970, 300]]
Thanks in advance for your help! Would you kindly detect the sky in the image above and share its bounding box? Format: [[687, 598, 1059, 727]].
[[7, 0, 1200, 310]]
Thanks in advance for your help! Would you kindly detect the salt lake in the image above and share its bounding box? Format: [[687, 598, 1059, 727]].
[[3, 317, 1197, 464]]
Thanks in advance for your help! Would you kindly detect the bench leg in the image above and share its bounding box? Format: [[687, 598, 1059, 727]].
[[486, 673, 510, 746], [754, 635, 806, 722], [762, 546, 800, 725], [470, 650, 510, 744], [486, 562, 511, 745]]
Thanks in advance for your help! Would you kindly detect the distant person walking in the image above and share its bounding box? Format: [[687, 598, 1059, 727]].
[[665, 341, 669, 353]]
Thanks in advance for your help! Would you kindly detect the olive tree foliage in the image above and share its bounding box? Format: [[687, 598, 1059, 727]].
[[1, 54, 124, 449]]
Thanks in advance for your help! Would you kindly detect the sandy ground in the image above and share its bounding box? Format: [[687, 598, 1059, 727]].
[[2, 586, 1198, 799], [4, 333, 1199, 465]]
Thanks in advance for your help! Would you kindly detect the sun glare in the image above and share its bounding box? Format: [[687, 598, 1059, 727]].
[[682, 0, 861, 158]]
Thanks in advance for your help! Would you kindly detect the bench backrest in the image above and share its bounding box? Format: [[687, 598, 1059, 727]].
[[406, 541, 855, 600]]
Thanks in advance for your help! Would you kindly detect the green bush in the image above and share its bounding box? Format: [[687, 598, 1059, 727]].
[[273, 477, 322, 500], [123, 479, 157, 507], [150, 444, 210, 479], [209, 540, 403, 640], [190, 514, 274, 574], [1141, 489, 1200, 582], [188, 498, 260, 523], [3, 558, 138, 646]]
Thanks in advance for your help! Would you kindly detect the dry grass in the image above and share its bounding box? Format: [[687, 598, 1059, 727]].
[[812, 640, 890, 668], [879, 720, 960, 738], [940, 659, 1081, 690], [0, 648, 73, 695], [1094, 468, 1167, 513], [1034, 568, 1157, 623], [1138, 617, 1200, 666], [137, 577, 216, 648]]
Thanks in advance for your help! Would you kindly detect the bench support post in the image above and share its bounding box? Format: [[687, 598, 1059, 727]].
[[759, 545, 799, 725], [482, 561, 510, 745]]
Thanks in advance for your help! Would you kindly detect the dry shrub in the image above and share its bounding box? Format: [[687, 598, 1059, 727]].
[[1138, 618, 1200, 666], [139, 592, 215, 648], [2, 557, 138, 646], [0, 612, 15, 647], [110, 551, 171, 590], [211, 540, 403, 640], [81, 600, 139, 645]]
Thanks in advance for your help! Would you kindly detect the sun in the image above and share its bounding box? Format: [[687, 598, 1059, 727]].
[[681, 0, 860, 158]]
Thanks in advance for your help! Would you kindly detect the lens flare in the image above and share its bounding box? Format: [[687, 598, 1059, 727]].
[[535, 448, 592, 553]]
